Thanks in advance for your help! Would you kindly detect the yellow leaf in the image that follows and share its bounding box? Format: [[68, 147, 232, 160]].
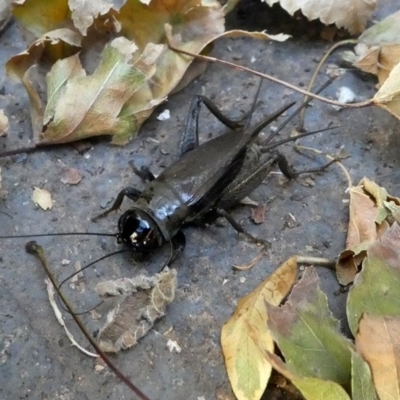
[[32, 187, 52, 210], [221, 256, 298, 400]]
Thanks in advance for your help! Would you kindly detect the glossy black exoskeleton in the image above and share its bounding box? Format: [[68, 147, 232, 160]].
[[93, 94, 333, 264]]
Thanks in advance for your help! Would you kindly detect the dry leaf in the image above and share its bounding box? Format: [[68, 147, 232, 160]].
[[262, 0, 376, 34], [69, 0, 112, 36], [251, 204, 266, 225], [336, 178, 400, 285], [347, 222, 400, 336], [8, 0, 289, 146], [373, 61, 400, 120], [221, 256, 298, 400], [354, 10, 400, 86], [95, 268, 177, 353], [0, 110, 9, 136], [356, 314, 400, 400], [32, 187, 52, 210], [60, 167, 83, 185]]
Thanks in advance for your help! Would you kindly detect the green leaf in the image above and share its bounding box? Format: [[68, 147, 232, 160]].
[[267, 268, 353, 386], [267, 353, 351, 400], [347, 222, 400, 336], [351, 350, 378, 400]]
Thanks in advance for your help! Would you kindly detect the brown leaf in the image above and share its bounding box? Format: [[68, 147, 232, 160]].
[[251, 204, 266, 225], [355, 10, 400, 86], [336, 178, 397, 285], [347, 222, 400, 336], [221, 256, 298, 400], [356, 314, 400, 400], [60, 168, 83, 185], [95, 268, 177, 353]]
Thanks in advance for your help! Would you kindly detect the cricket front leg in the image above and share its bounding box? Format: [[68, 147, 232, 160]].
[[92, 187, 142, 222]]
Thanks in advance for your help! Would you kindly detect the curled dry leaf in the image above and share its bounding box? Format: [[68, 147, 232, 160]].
[[262, 0, 376, 34], [356, 314, 400, 400], [32, 187, 52, 210], [0, 110, 9, 136], [95, 268, 177, 353], [336, 178, 400, 285], [221, 256, 298, 400], [354, 10, 400, 87], [8, 0, 289, 146]]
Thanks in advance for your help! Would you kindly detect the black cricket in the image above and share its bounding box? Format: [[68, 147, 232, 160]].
[[0, 82, 335, 272], [91, 93, 334, 266]]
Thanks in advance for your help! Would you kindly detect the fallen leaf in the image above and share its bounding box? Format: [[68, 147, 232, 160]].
[[373, 60, 400, 120], [9, 0, 289, 146], [266, 352, 351, 400], [251, 204, 266, 224], [221, 256, 298, 400], [13, 0, 70, 37], [347, 222, 400, 336], [263, 0, 376, 34], [69, 0, 112, 36], [95, 268, 177, 353], [60, 168, 83, 185], [336, 178, 399, 285], [0, 110, 9, 136], [32, 187, 52, 210], [351, 350, 378, 400], [356, 314, 400, 400], [41, 38, 161, 145], [354, 10, 400, 86], [267, 268, 353, 385]]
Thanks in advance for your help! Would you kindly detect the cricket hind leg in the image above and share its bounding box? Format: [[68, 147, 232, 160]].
[[276, 152, 338, 180], [179, 94, 260, 157]]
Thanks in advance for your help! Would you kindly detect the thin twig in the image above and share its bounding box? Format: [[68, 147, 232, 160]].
[[167, 37, 372, 109], [298, 39, 358, 131]]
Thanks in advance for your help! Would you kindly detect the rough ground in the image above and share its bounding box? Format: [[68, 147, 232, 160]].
[[1, 2, 399, 399]]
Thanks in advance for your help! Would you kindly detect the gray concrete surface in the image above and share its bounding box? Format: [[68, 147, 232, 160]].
[[1, 2, 399, 399]]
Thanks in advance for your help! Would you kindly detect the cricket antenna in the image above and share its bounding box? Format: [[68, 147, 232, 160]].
[[0, 232, 118, 239], [261, 76, 336, 147], [57, 248, 132, 315]]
